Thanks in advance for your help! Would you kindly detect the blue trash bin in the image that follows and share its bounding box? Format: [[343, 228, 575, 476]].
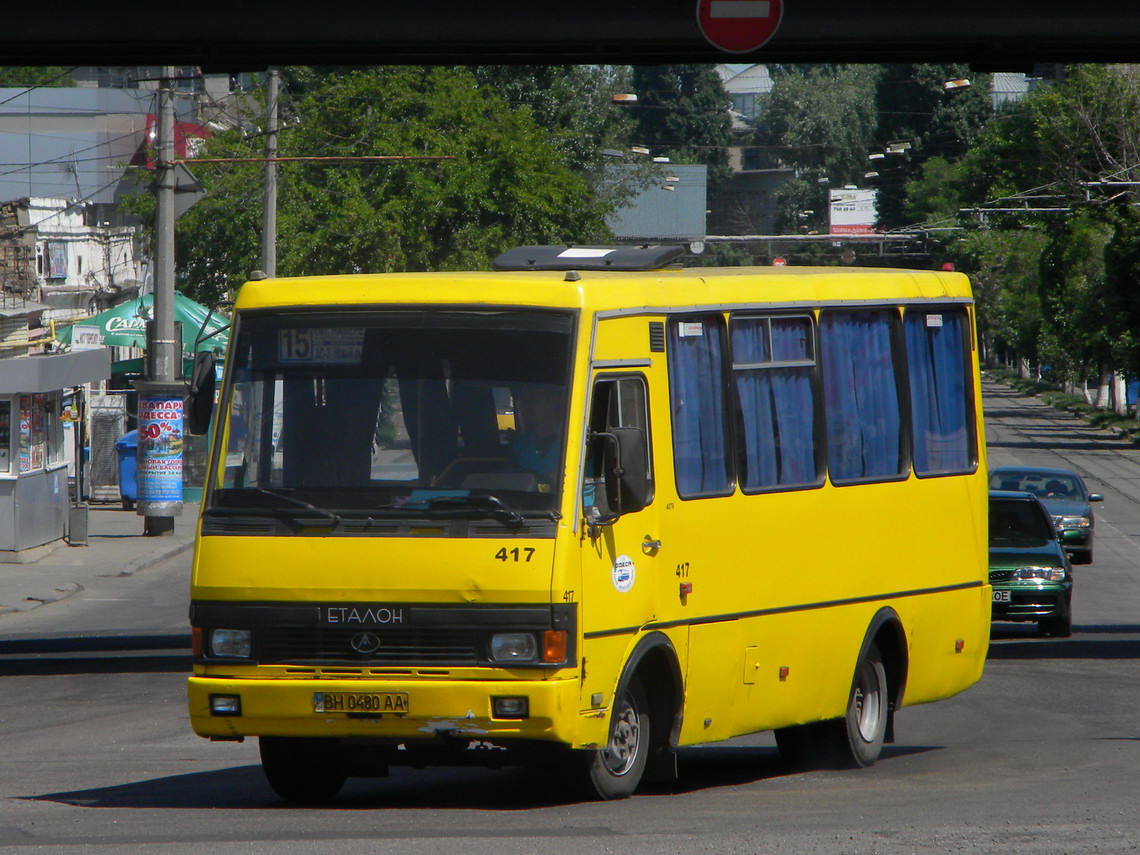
[[115, 430, 138, 510]]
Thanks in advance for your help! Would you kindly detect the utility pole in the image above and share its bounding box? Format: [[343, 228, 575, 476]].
[[136, 66, 183, 536], [152, 67, 177, 385], [261, 68, 279, 277]]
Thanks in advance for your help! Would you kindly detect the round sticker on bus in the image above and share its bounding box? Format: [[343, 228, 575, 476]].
[[613, 555, 636, 593]]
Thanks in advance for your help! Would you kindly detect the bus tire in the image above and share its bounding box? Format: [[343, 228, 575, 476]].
[[840, 642, 888, 768], [584, 675, 650, 800], [776, 643, 888, 770], [259, 736, 348, 803]]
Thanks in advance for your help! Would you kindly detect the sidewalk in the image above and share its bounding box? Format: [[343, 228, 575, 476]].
[[0, 503, 198, 617]]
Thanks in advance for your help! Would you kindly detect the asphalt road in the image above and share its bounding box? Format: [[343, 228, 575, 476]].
[[0, 379, 1137, 854]]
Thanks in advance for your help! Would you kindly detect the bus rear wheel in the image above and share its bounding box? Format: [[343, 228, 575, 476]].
[[775, 643, 888, 770], [259, 736, 348, 803], [584, 675, 650, 800], [841, 643, 889, 767]]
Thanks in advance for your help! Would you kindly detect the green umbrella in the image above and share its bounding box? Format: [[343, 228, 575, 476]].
[[58, 292, 229, 354]]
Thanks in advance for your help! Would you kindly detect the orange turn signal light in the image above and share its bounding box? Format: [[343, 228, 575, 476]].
[[543, 630, 568, 663]]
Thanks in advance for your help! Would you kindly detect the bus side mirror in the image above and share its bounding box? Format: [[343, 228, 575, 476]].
[[604, 426, 650, 515], [186, 351, 217, 436]]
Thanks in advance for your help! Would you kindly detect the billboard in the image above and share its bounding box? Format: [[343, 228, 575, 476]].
[[829, 187, 878, 235]]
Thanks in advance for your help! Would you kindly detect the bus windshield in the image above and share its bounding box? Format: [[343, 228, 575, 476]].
[[209, 309, 574, 517]]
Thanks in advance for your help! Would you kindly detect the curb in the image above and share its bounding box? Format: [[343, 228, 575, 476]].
[[0, 583, 83, 616], [0, 539, 195, 617], [116, 539, 196, 578]]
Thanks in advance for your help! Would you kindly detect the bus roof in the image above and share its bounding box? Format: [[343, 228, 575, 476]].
[[233, 265, 973, 314]]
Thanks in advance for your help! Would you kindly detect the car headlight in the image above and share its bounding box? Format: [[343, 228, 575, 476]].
[[209, 628, 251, 658], [1059, 515, 1090, 528], [490, 632, 538, 663], [1011, 566, 1067, 582]]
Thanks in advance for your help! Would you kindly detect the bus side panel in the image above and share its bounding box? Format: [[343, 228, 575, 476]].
[[671, 472, 988, 745], [895, 586, 990, 706]]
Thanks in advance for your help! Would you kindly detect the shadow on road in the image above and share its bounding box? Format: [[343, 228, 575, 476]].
[[23, 744, 942, 810], [985, 439, 1117, 451], [988, 623, 1140, 660]]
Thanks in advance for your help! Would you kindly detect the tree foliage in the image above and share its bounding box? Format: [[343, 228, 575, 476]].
[[171, 67, 612, 305], [758, 65, 881, 233], [629, 65, 733, 188], [902, 64, 1140, 402], [0, 67, 75, 87]]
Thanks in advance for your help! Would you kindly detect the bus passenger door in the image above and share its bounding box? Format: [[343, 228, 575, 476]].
[[579, 373, 660, 713]]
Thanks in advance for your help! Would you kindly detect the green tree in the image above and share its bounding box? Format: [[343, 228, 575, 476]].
[[873, 64, 993, 229], [468, 66, 633, 174], [629, 65, 732, 189], [759, 65, 882, 234], [918, 66, 1140, 398], [1037, 211, 1114, 390], [0, 67, 75, 87], [467, 65, 650, 215], [170, 67, 612, 305]]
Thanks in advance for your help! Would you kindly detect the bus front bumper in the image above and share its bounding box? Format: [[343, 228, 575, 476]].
[[188, 675, 587, 746]]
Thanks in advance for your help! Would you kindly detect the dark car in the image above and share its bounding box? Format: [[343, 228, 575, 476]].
[[988, 466, 1103, 564], [989, 490, 1074, 637]]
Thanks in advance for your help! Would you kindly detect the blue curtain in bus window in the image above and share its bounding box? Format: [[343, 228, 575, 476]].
[[669, 317, 731, 497], [733, 318, 817, 489], [821, 311, 903, 482], [905, 310, 971, 474]]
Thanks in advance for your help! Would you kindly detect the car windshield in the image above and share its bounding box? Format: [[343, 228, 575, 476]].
[[989, 498, 1056, 546], [208, 309, 574, 517], [990, 471, 1082, 500]]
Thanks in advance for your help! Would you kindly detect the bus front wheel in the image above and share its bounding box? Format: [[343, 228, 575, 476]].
[[259, 736, 348, 803], [584, 675, 650, 800]]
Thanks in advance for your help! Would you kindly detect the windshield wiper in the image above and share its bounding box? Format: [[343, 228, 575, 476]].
[[426, 494, 527, 527], [246, 487, 343, 528]]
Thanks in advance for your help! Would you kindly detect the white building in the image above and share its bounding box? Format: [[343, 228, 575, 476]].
[[1, 197, 143, 329]]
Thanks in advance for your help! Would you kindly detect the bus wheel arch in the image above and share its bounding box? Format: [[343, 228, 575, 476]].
[[863, 607, 909, 743], [584, 632, 683, 799]]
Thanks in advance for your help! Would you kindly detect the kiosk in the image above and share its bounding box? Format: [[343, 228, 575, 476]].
[[0, 349, 111, 561]]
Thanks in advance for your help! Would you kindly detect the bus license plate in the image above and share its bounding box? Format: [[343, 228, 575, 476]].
[[992, 591, 1011, 603], [314, 692, 409, 714]]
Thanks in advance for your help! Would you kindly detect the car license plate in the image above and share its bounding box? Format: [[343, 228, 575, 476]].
[[313, 692, 409, 714], [992, 590, 1011, 603]]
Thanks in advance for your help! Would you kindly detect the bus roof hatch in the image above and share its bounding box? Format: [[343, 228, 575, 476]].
[[492, 244, 685, 272]]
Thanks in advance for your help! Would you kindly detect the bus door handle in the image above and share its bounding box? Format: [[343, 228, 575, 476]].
[[642, 537, 661, 554]]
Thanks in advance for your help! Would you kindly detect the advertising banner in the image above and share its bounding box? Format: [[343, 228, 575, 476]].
[[829, 187, 878, 235], [137, 392, 184, 505]]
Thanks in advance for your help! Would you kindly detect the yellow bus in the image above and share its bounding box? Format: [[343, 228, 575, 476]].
[[186, 245, 990, 802]]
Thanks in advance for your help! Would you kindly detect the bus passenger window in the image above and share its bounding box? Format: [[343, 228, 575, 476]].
[[667, 316, 733, 498], [820, 310, 906, 484], [904, 309, 975, 476], [730, 315, 822, 491]]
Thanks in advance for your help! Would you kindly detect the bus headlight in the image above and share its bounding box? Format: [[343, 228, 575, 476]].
[[1011, 566, 1067, 582], [209, 628, 252, 658], [490, 632, 538, 663]]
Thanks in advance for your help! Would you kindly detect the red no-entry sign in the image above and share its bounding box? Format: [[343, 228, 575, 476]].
[[696, 0, 784, 53]]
